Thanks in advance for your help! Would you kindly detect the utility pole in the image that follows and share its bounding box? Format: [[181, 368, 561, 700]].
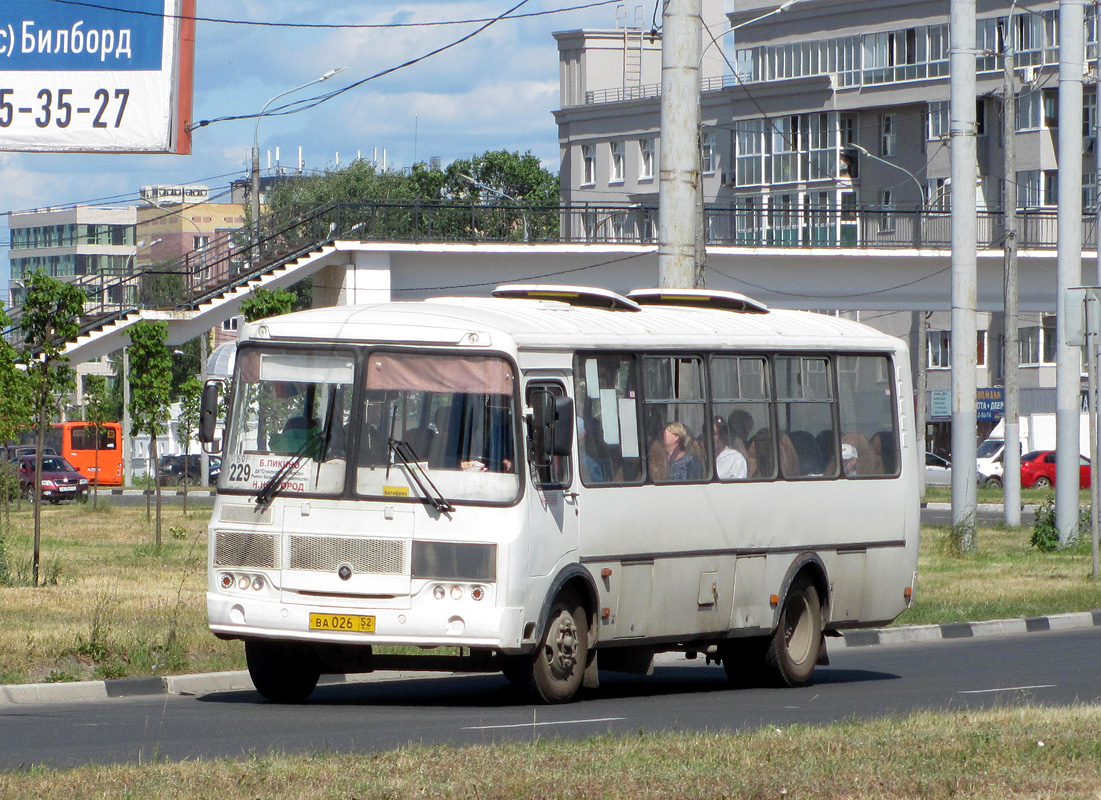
[[658, 0, 701, 289], [1055, 0, 1086, 546], [1003, 15, 1022, 528], [949, 0, 979, 549], [122, 347, 131, 487]]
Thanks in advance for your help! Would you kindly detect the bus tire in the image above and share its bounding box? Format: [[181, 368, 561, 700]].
[[764, 579, 822, 687], [718, 637, 769, 687], [245, 640, 321, 703], [522, 589, 588, 703]]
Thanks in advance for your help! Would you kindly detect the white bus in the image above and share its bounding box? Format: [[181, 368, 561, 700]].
[[201, 285, 919, 704]]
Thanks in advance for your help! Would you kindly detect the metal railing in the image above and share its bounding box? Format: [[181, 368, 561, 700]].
[[12, 200, 1087, 345]]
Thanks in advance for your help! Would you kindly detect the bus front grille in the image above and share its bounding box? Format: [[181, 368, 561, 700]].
[[288, 535, 405, 575], [214, 531, 280, 569]]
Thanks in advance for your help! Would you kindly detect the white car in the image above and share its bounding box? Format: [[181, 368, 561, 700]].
[[924, 452, 951, 486]]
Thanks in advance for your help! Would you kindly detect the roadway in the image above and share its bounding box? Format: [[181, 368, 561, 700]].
[[2, 628, 1097, 770]]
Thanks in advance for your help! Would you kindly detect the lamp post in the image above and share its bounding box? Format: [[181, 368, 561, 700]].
[[457, 173, 530, 242], [251, 69, 344, 254]]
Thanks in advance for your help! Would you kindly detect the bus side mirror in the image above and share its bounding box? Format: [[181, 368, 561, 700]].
[[530, 391, 573, 466], [200, 381, 221, 445]]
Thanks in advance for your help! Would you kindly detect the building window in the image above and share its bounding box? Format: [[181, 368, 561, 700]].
[[1016, 89, 1041, 131], [879, 113, 897, 157], [735, 120, 765, 186], [700, 132, 716, 174], [1085, 172, 1097, 212], [927, 330, 951, 369], [582, 145, 596, 186], [807, 113, 834, 181], [610, 141, 624, 183], [772, 116, 800, 183], [639, 137, 655, 180], [1017, 169, 1041, 208], [1043, 171, 1058, 206], [926, 177, 950, 211], [879, 189, 895, 232], [928, 100, 949, 139], [193, 235, 210, 250], [977, 330, 987, 367], [1042, 88, 1058, 128], [1019, 326, 1041, 365]]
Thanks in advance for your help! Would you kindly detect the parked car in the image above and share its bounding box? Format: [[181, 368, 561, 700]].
[[5, 445, 57, 462], [925, 452, 952, 486], [17, 456, 88, 503], [1020, 450, 1090, 490], [157, 454, 220, 486]]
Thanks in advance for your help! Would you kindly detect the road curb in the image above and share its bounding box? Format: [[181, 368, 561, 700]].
[[3, 610, 1099, 707]]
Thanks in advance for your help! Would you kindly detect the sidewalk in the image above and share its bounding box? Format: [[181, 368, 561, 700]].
[[2, 609, 1097, 707]]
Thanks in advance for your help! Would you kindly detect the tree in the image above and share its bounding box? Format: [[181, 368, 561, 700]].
[[127, 320, 173, 546], [20, 271, 86, 585], [0, 304, 32, 532], [83, 374, 108, 511], [240, 287, 296, 322], [176, 376, 201, 514], [437, 150, 559, 207]]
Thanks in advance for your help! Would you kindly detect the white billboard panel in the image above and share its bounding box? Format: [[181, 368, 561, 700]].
[[0, 0, 195, 153]]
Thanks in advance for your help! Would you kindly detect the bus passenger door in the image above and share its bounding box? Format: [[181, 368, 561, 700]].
[[525, 380, 579, 577]]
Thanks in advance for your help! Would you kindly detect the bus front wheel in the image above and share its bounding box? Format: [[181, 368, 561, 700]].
[[764, 579, 822, 687], [511, 589, 589, 703], [245, 640, 321, 703]]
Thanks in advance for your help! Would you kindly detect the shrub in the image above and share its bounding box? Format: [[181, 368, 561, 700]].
[[1031, 499, 1091, 551]]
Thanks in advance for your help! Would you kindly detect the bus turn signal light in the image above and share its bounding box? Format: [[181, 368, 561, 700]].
[[769, 594, 780, 607]]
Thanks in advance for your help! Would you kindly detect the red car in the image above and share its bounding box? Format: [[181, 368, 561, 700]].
[[1020, 450, 1090, 490]]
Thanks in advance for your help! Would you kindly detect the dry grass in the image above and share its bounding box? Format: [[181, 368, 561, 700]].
[[895, 523, 1101, 625], [0, 502, 242, 684], [2, 705, 1101, 798]]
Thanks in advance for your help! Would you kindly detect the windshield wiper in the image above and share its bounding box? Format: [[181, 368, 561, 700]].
[[254, 430, 318, 509], [388, 437, 455, 513]]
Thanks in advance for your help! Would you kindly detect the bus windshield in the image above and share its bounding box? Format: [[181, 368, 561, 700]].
[[221, 348, 354, 497], [356, 352, 520, 505]]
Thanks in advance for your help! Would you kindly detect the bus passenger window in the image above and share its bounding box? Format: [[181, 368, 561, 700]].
[[775, 356, 838, 479], [837, 355, 899, 477], [711, 357, 773, 480], [573, 353, 642, 484], [642, 355, 708, 483]]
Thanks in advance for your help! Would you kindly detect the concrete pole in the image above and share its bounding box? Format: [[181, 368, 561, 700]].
[[658, 0, 701, 289], [1003, 24, 1022, 528], [911, 310, 928, 497], [949, 0, 978, 548], [1056, 0, 1086, 546], [122, 347, 131, 488]]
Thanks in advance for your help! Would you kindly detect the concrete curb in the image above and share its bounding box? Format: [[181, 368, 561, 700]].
[[3, 610, 1099, 707]]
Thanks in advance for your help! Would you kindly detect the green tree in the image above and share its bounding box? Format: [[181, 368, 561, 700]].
[[83, 374, 108, 511], [20, 271, 86, 585], [240, 287, 296, 322], [176, 375, 202, 514], [266, 159, 427, 209], [438, 150, 559, 207], [127, 320, 173, 545], [138, 259, 186, 309], [0, 303, 31, 545]]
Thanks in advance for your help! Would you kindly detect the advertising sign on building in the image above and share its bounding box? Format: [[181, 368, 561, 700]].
[[976, 386, 1005, 422], [930, 389, 951, 420], [0, 0, 195, 153]]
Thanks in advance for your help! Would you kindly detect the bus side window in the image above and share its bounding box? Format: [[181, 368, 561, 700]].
[[837, 355, 899, 478], [526, 382, 571, 487]]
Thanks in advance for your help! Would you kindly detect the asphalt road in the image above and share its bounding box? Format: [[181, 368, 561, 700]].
[[921, 504, 1036, 527], [2, 628, 1098, 771]]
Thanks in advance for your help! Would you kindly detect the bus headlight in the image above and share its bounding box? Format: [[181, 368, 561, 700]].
[[252, 576, 265, 591]]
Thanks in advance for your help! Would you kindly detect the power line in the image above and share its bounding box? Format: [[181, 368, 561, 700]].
[[189, 0, 534, 133], [41, 0, 620, 29]]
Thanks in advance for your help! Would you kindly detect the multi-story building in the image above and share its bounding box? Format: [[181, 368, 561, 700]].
[[553, 0, 1094, 453]]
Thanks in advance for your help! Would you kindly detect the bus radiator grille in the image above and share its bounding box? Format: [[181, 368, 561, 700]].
[[288, 535, 405, 575], [214, 531, 280, 569]]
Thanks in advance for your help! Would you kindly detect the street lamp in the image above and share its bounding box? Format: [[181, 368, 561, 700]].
[[458, 173, 530, 242], [843, 143, 925, 209], [251, 68, 345, 250]]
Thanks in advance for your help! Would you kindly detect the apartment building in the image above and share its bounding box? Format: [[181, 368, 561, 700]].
[[553, 0, 1095, 452]]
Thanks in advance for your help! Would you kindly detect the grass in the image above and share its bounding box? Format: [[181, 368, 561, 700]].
[[922, 485, 1089, 505], [2, 500, 1101, 683], [2, 705, 1101, 798], [0, 502, 243, 685]]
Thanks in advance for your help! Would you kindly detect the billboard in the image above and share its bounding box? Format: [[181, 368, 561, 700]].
[[0, 0, 195, 153]]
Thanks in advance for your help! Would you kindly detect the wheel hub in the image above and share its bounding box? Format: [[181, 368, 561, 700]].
[[545, 611, 579, 678]]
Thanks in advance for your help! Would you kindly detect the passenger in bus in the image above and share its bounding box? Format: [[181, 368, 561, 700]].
[[577, 417, 607, 483], [269, 416, 320, 455], [870, 430, 895, 474], [778, 433, 801, 477], [661, 422, 702, 481], [713, 417, 747, 480], [728, 409, 753, 460]]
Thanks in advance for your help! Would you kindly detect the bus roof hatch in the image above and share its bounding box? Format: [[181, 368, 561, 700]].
[[492, 284, 642, 311], [626, 288, 769, 314]]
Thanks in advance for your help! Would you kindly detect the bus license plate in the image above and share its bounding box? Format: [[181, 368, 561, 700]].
[[308, 613, 375, 633]]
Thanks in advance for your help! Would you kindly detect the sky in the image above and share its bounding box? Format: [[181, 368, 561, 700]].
[[0, 0, 634, 282]]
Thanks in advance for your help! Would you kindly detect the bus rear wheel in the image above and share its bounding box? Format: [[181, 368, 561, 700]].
[[512, 589, 589, 703], [764, 580, 822, 687], [245, 640, 321, 703]]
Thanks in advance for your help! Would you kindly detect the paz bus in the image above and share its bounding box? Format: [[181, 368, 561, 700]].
[[200, 285, 919, 704], [46, 422, 123, 486]]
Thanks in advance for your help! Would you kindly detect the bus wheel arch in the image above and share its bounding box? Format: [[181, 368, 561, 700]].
[[765, 555, 829, 687]]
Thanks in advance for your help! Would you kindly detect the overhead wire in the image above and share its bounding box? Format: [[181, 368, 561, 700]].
[[189, 0, 535, 132], [41, 0, 622, 29]]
